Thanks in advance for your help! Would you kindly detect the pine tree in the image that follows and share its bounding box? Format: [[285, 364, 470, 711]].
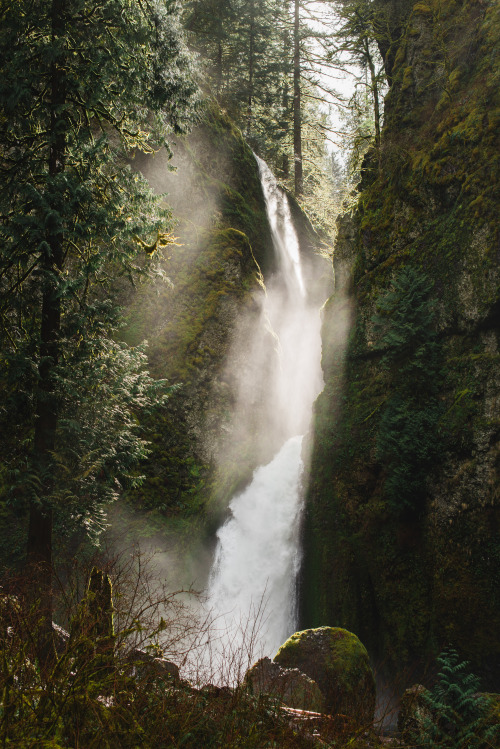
[[185, 0, 237, 97], [328, 0, 387, 168], [0, 0, 197, 652]]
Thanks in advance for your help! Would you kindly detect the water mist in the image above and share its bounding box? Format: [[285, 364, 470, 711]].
[[204, 156, 324, 671]]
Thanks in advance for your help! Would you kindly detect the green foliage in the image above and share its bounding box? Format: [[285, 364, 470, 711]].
[[415, 648, 499, 748], [186, 0, 343, 239], [373, 267, 443, 513], [373, 267, 440, 378], [0, 0, 198, 549], [5, 338, 175, 537], [186, 0, 290, 151]]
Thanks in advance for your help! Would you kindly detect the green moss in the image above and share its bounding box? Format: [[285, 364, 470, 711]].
[[274, 627, 375, 725], [413, 3, 432, 14], [401, 66, 413, 91]]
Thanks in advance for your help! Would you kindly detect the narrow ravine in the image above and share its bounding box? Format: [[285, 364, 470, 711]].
[[204, 156, 324, 669]]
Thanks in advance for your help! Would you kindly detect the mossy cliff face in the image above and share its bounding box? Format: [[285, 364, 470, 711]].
[[301, 0, 500, 685]]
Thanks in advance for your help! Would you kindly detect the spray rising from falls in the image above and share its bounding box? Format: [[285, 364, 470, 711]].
[[205, 156, 323, 668]]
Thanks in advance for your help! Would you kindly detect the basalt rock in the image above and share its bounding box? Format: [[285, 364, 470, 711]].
[[300, 0, 500, 685], [244, 656, 324, 712], [274, 627, 375, 725]]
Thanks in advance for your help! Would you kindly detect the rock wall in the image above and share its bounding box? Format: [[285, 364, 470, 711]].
[[300, 0, 500, 687]]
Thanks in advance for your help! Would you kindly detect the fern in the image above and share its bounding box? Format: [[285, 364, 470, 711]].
[[416, 648, 498, 748]]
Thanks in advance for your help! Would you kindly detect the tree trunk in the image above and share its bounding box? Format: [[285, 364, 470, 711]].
[[27, 0, 66, 666], [282, 26, 290, 180], [364, 38, 381, 152], [216, 14, 223, 97], [246, 0, 255, 134], [293, 0, 302, 197]]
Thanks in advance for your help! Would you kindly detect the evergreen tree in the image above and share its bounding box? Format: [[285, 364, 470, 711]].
[[372, 268, 443, 514], [328, 0, 387, 163], [0, 0, 197, 646], [293, 0, 304, 195], [186, 0, 340, 210], [185, 0, 237, 97]]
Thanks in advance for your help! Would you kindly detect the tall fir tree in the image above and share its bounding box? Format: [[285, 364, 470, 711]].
[[0, 0, 197, 652]]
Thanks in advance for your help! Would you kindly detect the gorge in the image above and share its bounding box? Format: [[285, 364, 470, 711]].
[[0, 0, 498, 745]]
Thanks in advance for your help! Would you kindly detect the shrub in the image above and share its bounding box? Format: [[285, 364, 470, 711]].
[[0, 554, 316, 748]]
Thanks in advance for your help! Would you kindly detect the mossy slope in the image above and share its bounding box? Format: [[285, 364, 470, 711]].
[[116, 108, 274, 555]]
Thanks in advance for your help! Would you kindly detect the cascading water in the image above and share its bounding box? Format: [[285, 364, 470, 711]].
[[204, 155, 324, 670]]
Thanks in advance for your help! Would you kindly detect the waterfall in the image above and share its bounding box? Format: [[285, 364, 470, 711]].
[[204, 156, 323, 675]]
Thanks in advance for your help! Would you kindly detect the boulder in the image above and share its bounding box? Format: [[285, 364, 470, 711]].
[[274, 627, 375, 725], [125, 647, 180, 682], [244, 656, 324, 712], [397, 684, 430, 743]]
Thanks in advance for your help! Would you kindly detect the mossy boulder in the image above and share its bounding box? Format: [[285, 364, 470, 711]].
[[244, 656, 324, 712], [274, 627, 375, 725]]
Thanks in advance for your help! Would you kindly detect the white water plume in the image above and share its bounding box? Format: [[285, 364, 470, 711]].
[[203, 156, 325, 675], [207, 436, 305, 663]]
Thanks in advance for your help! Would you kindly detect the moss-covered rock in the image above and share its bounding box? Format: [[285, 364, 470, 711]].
[[274, 627, 375, 725], [244, 656, 324, 712]]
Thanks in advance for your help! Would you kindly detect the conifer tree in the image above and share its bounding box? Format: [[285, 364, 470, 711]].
[[0, 0, 197, 641], [372, 268, 442, 513], [185, 0, 237, 97]]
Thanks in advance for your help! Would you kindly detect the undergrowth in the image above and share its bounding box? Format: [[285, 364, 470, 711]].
[[0, 552, 361, 748]]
